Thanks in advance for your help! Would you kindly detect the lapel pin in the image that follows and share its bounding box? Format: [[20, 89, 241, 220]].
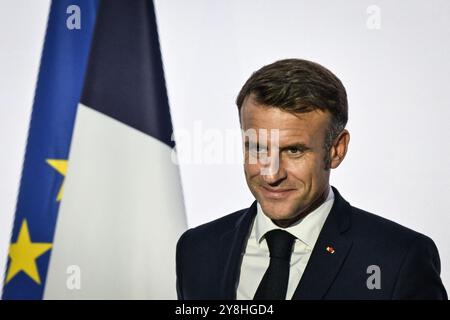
[[326, 246, 335, 254]]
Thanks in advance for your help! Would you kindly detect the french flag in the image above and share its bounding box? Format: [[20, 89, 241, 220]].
[[44, 0, 187, 299]]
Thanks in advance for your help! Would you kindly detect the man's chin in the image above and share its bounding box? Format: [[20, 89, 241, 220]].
[[259, 202, 296, 221]]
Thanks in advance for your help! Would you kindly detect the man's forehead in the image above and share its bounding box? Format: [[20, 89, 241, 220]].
[[240, 100, 331, 147], [241, 99, 329, 126], [243, 128, 312, 146], [241, 108, 329, 138]]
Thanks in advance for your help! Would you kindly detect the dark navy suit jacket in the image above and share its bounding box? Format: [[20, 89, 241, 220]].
[[176, 187, 447, 299]]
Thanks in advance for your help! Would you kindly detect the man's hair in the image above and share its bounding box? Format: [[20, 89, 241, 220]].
[[236, 58, 348, 169]]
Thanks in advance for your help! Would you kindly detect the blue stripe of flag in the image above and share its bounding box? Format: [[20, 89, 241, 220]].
[[2, 0, 98, 299]]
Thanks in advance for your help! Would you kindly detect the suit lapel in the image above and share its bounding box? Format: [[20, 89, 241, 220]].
[[219, 202, 257, 299], [292, 187, 353, 299]]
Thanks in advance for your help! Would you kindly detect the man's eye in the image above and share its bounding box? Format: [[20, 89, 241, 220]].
[[286, 147, 302, 155]]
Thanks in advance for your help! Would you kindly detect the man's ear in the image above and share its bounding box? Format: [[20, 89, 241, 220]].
[[329, 129, 350, 169]]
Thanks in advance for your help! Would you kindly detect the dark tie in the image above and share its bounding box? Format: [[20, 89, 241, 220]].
[[253, 229, 296, 300]]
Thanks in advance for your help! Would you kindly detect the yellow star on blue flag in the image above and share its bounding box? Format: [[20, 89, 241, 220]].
[[46, 159, 68, 201], [5, 219, 52, 285]]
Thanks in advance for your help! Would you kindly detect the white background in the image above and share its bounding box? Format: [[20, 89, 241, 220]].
[[1, 0, 449, 292]]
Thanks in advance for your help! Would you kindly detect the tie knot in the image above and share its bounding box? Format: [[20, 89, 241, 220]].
[[264, 229, 296, 261]]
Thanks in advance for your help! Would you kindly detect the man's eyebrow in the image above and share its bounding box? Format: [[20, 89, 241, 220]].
[[279, 143, 311, 151], [244, 141, 311, 150]]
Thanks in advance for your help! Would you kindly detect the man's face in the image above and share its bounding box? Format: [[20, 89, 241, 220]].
[[241, 96, 333, 227]]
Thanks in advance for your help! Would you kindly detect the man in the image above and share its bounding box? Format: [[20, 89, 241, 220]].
[[175, 59, 447, 299]]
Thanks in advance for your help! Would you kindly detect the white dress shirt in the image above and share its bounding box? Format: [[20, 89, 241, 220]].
[[236, 186, 335, 300]]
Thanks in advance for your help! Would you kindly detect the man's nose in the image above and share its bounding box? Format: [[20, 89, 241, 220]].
[[260, 155, 287, 185]]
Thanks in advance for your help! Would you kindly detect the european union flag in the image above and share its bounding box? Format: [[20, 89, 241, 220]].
[[2, 0, 98, 299]]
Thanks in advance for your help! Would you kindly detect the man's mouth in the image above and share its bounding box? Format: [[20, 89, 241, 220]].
[[260, 186, 296, 199]]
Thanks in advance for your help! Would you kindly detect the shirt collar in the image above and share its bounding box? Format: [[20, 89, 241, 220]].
[[255, 185, 334, 248]]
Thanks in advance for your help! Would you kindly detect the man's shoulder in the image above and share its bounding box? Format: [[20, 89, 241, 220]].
[[348, 204, 436, 248], [178, 205, 251, 247], [347, 204, 445, 300]]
